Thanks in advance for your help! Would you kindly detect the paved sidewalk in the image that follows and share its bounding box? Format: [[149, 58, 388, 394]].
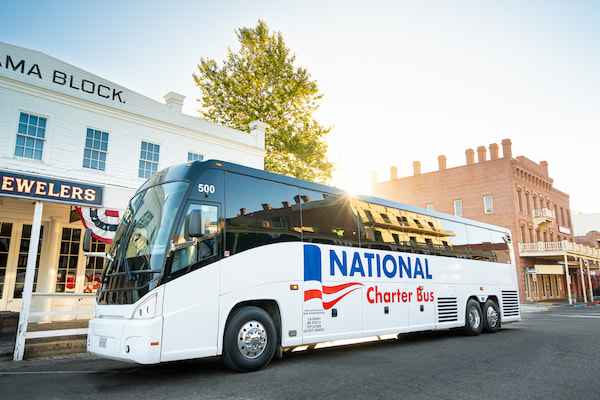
[[520, 300, 600, 313], [0, 351, 101, 371]]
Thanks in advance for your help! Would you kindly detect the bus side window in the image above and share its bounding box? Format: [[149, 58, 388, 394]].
[[224, 173, 301, 256], [437, 219, 470, 259], [170, 204, 219, 275], [465, 225, 495, 262], [298, 191, 360, 247]]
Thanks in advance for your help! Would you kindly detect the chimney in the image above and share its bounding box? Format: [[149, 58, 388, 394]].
[[540, 161, 549, 176], [164, 91, 185, 118], [466, 149, 474, 165], [413, 161, 421, 176], [477, 146, 487, 163], [502, 138, 512, 159], [390, 166, 398, 180], [489, 143, 499, 160], [438, 155, 447, 170], [249, 120, 268, 150]]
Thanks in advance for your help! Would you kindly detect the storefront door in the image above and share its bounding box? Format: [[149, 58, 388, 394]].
[[0, 219, 45, 312]]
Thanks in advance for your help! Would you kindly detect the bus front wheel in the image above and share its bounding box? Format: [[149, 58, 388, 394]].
[[223, 306, 277, 372], [462, 299, 483, 336]]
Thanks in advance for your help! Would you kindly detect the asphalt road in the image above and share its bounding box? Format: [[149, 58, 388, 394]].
[[1, 305, 599, 400]]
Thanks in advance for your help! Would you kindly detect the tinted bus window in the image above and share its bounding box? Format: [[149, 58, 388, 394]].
[[299, 191, 360, 247], [225, 173, 301, 255], [465, 225, 496, 261], [490, 230, 511, 263], [356, 201, 403, 251], [437, 218, 470, 259]]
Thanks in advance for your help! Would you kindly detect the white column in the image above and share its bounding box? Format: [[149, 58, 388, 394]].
[[564, 255, 572, 305], [13, 201, 44, 361], [585, 259, 594, 302], [579, 257, 588, 304]]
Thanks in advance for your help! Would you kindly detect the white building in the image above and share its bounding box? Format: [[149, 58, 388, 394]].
[[0, 42, 266, 317]]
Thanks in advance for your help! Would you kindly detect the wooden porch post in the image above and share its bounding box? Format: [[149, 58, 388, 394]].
[[13, 201, 44, 361], [564, 254, 573, 305]]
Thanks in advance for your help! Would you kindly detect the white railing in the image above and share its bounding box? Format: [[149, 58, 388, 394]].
[[519, 241, 600, 258], [24, 293, 95, 339]]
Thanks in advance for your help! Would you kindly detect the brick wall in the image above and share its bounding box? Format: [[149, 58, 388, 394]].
[[372, 140, 574, 302]]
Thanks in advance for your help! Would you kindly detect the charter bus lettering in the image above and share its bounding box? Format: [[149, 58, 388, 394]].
[[328, 249, 433, 279], [85, 160, 521, 372]]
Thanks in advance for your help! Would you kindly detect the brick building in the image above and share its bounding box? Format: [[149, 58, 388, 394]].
[[372, 139, 600, 304]]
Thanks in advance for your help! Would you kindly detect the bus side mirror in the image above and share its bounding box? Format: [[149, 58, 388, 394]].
[[189, 209, 205, 237], [83, 229, 92, 252]]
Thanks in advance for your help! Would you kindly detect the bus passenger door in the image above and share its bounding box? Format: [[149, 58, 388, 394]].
[[161, 202, 222, 362]]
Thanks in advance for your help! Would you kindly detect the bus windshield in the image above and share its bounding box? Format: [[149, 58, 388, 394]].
[[97, 181, 189, 305]]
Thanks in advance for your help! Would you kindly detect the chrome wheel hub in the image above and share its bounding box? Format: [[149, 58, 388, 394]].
[[486, 307, 499, 327], [237, 320, 267, 359], [469, 306, 481, 329]]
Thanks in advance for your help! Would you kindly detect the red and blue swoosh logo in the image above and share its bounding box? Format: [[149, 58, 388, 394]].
[[304, 245, 363, 310]]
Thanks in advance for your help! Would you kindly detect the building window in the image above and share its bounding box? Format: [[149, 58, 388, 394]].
[[454, 200, 463, 217], [84, 238, 105, 293], [83, 128, 109, 171], [15, 112, 46, 160], [187, 152, 204, 162], [139, 141, 160, 179], [0, 222, 13, 298], [56, 228, 81, 293], [426, 204, 434, 211], [484, 196, 493, 214], [14, 224, 44, 298]]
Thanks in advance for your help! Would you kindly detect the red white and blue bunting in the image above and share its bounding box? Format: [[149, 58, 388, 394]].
[[75, 206, 122, 244]]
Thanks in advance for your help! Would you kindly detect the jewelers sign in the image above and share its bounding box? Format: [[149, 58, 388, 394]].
[[0, 170, 103, 207]]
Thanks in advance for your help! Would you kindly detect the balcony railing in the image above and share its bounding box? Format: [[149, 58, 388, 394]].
[[519, 240, 600, 259], [531, 208, 556, 231], [531, 208, 555, 220]]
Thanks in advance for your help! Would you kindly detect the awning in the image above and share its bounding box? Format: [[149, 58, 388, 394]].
[[75, 206, 121, 244]]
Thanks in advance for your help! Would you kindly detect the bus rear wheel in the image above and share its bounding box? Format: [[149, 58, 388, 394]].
[[223, 306, 277, 372], [462, 299, 483, 336], [482, 299, 500, 333]]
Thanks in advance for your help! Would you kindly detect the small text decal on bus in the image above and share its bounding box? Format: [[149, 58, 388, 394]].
[[198, 184, 215, 194]]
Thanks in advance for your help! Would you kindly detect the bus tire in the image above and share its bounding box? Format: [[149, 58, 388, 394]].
[[223, 306, 277, 372], [482, 299, 500, 333], [462, 299, 483, 336]]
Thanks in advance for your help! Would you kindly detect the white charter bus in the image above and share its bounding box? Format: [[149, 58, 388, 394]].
[[86, 160, 521, 372]]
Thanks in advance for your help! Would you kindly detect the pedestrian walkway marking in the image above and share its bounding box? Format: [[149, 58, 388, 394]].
[[554, 314, 600, 319]]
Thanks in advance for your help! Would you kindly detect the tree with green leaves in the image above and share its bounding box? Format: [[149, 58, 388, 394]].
[[193, 20, 334, 183]]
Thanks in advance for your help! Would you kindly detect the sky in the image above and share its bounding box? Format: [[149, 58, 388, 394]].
[[1, 0, 599, 213]]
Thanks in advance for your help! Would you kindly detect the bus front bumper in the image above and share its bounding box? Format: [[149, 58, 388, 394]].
[[87, 316, 163, 364]]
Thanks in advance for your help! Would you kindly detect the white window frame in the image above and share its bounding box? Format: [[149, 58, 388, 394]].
[[139, 140, 160, 179], [15, 111, 47, 161], [187, 152, 204, 162], [484, 196, 494, 214], [454, 200, 463, 217], [83, 128, 109, 172]]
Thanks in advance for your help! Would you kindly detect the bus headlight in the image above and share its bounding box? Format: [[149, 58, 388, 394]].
[[132, 294, 157, 319]]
